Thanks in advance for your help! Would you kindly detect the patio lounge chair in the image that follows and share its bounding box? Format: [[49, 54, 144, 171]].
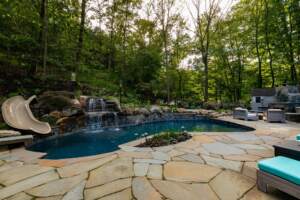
[[257, 156, 300, 199], [266, 109, 285, 123], [233, 108, 258, 121]]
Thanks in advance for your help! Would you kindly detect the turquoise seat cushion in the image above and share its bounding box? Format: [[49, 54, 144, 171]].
[[296, 134, 300, 141], [258, 156, 300, 185]]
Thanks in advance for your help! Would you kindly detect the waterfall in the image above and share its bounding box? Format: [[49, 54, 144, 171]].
[[87, 98, 96, 112], [113, 112, 120, 130], [86, 113, 102, 130], [100, 99, 106, 111], [85, 97, 120, 130]]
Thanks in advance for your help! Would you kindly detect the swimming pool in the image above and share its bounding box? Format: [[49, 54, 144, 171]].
[[28, 118, 253, 159]]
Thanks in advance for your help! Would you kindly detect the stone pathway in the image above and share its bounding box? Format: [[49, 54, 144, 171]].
[[0, 117, 299, 200]]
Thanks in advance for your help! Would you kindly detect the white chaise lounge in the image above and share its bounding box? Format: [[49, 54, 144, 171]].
[[267, 109, 285, 123], [233, 108, 259, 121]]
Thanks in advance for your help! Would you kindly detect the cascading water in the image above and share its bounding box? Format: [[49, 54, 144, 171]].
[[100, 99, 106, 111], [87, 98, 96, 112], [85, 97, 119, 131]]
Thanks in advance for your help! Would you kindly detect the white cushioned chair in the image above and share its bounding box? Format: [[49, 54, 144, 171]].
[[233, 107, 259, 121]]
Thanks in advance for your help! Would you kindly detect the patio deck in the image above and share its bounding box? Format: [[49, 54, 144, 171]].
[[0, 117, 299, 200]]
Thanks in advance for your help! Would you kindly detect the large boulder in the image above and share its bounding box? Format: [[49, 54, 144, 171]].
[[121, 107, 135, 115], [137, 108, 150, 116], [49, 111, 64, 119], [161, 106, 171, 113], [79, 96, 88, 108], [36, 91, 74, 113], [56, 115, 85, 134], [150, 105, 162, 114], [62, 107, 83, 117], [34, 91, 83, 118], [105, 99, 121, 112]]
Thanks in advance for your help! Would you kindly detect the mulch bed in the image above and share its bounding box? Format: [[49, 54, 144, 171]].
[[137, 131, 192, 147]]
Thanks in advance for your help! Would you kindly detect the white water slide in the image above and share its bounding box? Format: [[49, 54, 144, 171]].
[[1, 95, 51, 134]]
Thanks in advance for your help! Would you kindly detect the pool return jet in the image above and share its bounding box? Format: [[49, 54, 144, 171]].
[[1, 95, 51, 134]]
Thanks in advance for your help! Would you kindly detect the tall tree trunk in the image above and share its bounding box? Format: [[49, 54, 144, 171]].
[[75, 0, 87, 72], [119, 0, 129, 105], [108, 0, 116, 70], [254, 4, 263, 88], [279, 0, 297, 83], [295, 1, 300, 80], [40, 0, 48, 75], [264, 0, 275, 87], [236, 46, 243, 102], [203, 53, 209, 102], [287, 6, 297, 83], [164, 35, 170, 103]]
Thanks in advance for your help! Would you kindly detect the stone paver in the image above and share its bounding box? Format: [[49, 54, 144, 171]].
[[57, 154, 117, 178], [202, 155, 243, 172], [153, 146, 174, 152], [147, 164, 162, 179], [227, 132, 261, 143], [179, 153, 204, 164], [35, 196, 63, 200], [164, 161, 221, 182], [259, 136, 281, 144], [247, 149, 274, 158], [62, 180, 86, 200], [151, 179, 219, 200], [0, 164, 53, 186], [0, 171, 59, 199], [224, 154, 261, 162], [210, 170, 255, 200], [98, 188, 132, 200], [151, 151, 170, 161], [194, 147, 210, 155], [242, 161, 258, 180], [26, 173, 87, 197], [132, 177, 163, 200], [193, 135, 216, 143], [9, 148, 46, 163], [233, 144, 267, 150], [118, 151, 152, 159], [0, 161, 23, 173], [84, 178, 131, 200], [0, 117, 298, 200], [86, 157, 133, 188], [134, 158, 166, 164], [203, 142, 245, 155], [119, 145, 138, 152], [134, 163, 149, 176], [167, 149, 185, 157], [5, 192, 33, 200]]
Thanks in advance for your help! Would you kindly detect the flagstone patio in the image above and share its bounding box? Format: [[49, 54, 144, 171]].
[[0, 117, 299, 200]]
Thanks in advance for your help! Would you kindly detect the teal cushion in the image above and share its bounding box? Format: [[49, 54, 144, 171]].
[[258, 156, 300, 185], [296, 134, 300, 141]]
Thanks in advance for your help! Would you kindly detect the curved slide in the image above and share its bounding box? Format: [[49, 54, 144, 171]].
[[1, 95, 51, 134]]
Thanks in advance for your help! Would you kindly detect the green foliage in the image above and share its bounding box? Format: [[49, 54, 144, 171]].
[[40, 115, 57, 126], [0, 122, 9, 130], [38, 95, 73, 112], [0, 0, 299, 107]]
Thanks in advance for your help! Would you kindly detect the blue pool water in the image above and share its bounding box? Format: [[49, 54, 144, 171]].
[[28, 119, 253, 159]]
